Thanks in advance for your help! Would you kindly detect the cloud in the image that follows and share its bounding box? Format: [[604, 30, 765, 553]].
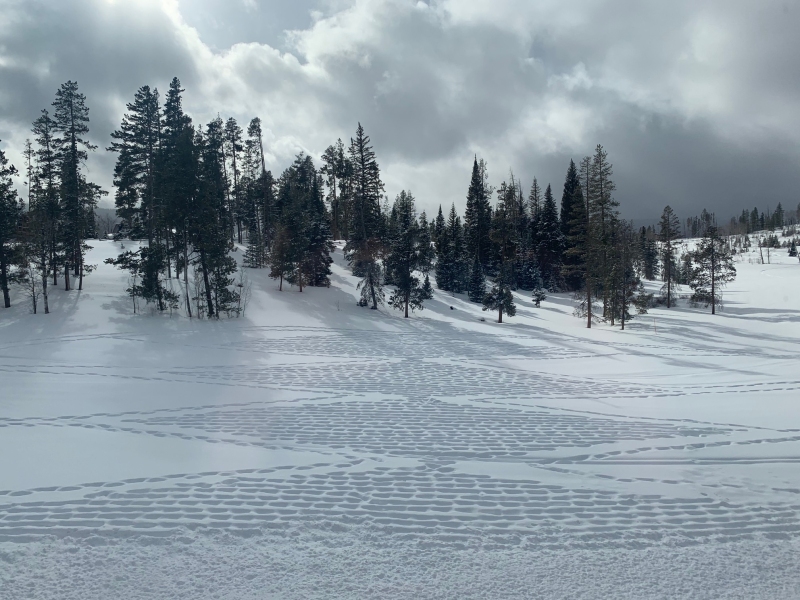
[[1, 0, 799, 223]]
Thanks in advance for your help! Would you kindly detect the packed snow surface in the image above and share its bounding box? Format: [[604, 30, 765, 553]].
[[1, 240, 799, 599]]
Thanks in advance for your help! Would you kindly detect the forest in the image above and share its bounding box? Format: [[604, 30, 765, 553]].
[[1, 79, 798, 324]]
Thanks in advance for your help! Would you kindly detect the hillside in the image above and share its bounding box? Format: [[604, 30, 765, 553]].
[[1, 239, 799, 599]]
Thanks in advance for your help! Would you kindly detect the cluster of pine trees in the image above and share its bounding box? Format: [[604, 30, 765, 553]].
[[0, 81, 103, 313], [729, 202, 799, 235], [0, 78, 752, 324]]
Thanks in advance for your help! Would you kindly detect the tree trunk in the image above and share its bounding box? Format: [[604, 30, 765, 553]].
[[498, 305, 503, 323], [0, 255, 9, 308], [586, 274, 592, 329], [711, 247, 716, 316], [41, 251, 49, 314], [199, 249, 214, 318], [404, 292, 409, 318], [184, 237, 192, 318], [64, 261, 71, 291], [166, 231, 172, 279]]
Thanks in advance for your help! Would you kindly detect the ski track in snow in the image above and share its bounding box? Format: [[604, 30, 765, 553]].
[[1, 241, 800, 599]]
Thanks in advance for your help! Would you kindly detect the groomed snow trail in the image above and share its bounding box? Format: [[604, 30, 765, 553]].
[[1, 241, 799, 599]]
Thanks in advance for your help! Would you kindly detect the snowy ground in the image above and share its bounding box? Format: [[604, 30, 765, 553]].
[[1, 240, 799, 599]]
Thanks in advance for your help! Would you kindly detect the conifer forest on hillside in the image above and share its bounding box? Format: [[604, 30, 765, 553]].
[[2, 79, 800, 600], [3, 79, 798, 323]]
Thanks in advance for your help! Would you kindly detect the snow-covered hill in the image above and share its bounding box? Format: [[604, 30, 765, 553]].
[[1, 239, 799, 599]]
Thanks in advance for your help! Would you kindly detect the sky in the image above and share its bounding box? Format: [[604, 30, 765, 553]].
[[1, 0, 799, 223]]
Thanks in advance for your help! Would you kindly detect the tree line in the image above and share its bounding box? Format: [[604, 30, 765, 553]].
[[0, 78, 746, 324]]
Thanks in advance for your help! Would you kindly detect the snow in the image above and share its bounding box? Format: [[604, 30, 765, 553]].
[[1, 239, 799, 599]]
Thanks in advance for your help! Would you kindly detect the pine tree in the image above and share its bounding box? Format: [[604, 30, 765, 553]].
[[31, 110, 61, 290], [193, 118, 239, 318], [224, 118, 244, 244], [107, 85, 175, 310], [608, 219, 644, 329], [421, 273, 433, 300], [484, 194, 516, 322], [588, 145, 619, 320], [568, 156, 599, 327], [689, 225, 736, 314], [531, 268, 546, 308], [433, 205, 445, 247], [242, 117, 270, 267], [269, 224, 292, 291], [467, 252, 486, 302], [345, 123, 385, 308], [483, 262, 516, 323], [658, 205, 681, 307], [386, 190, 431, 317], [321, 139, 351, 240], [560, 160, 583, 291], [789, 238, 797, 257], [639, 226, 659, 280], [0, 143, 21, 308], [276, 154, 333, 289], [108, 85, 160, 241], [464, 156, 493, 273], [52, 81, 99, 291], [435, 204, 468, 293], [537, 183, 565, 291], [159, 78, 196, 313]]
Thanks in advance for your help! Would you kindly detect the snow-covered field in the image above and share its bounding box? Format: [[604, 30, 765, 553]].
[[1, 240, 799, 599]]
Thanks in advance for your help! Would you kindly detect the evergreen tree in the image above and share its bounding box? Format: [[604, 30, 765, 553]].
[[0, 143, 21, 308], [658, 205, 681, 307], [463, 156, 493, 273], [608, 219, 644, 329], [108, 85, 160, 242], [568, 156, 599, 327], [467, 252, 486, 302], [321, 139, 351, 240], [52, 81, 99, 291], [160, 78, 197, 313], [689, 225, 736, 314], [435, 204, 469, 293], [537, 183, 565, 291], [639, 226, 659, 280], [560, 160, 583, 291], [484, 194, 517, 322], [31, 110, 61, 289], [275, 154, 333, 290], [528, 178, 543, 273], [224, 117, 244, 243], [789, 238, 797, 257], [345, 123, 385, 308], [483, 262, 516, 323], [107, 85, 175, 310], [433, 205, 445, 247], [193, 118, 240, 318], [588, 144, 619, 320], [242, 118, 267, 268], [421, 273, 433, 300], [269, 224, 292, 291], [386, 190, 431, 317], [531, 269, 546, 308]]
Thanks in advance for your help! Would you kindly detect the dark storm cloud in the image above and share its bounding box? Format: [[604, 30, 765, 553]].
[[1, 0, 799, 223]]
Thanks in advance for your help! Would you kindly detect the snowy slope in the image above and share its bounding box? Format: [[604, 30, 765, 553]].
[[1, 239, 799, 599]]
